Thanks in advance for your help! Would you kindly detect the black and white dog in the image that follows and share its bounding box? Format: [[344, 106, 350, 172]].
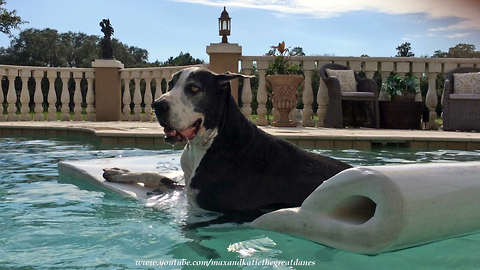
[[104, 67, 351, 216]]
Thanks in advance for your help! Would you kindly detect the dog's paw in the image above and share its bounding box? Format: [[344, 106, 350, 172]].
[[102, 167, 133, 183]]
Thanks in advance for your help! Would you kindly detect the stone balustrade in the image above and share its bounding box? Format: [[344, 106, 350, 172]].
[[239, 56, 480, 128], [0, 65, 95, 122], [1, 55, 480, 128], [119, 65, 208, 122]]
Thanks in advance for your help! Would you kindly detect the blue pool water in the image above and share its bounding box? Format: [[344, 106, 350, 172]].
[[2, 137, 480, 269]]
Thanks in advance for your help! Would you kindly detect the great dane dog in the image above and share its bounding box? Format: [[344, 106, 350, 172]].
[[104, 67, 351, 218]]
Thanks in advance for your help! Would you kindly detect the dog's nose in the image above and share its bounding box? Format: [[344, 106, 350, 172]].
[[152, 99, 169, 113]]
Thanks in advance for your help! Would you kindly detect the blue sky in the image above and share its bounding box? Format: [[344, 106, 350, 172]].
[[2, 0, 480, 63]]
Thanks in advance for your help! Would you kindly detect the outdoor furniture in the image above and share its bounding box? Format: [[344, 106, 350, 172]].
[[443, 67, 480, 131], [319, 63, 379, 128]]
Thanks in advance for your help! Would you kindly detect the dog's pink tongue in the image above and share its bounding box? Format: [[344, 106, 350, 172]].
[[164, 128, 177, 137], [179, 126, 197, 140]]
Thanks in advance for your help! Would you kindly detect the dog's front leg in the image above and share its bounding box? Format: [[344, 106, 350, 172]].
[[102, 167, 177, 188]]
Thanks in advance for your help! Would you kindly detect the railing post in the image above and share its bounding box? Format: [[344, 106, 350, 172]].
[[206, 43, 242, 104], [364, 61, 377, 79], [85, 71, 95, 121], [256, 60, 269, 126], [92, 59, 124, 121], [19, 70, 32, 121], [72, 71, 83, 121], [152, 70, 163, 101], [0, 69, 5, 121], [60, 71, 71, 121], [240, 60, 253, 121], [142, 71, 153, 122], [316, 61, 330, 127], [426, 62, 442, 130], [32, 71, 45, 121], [131, 71, 142, 121], [302, 60, 315, 127], [380, 62, 394, 101], [121, 71, 132, 121], [412, 62, 425, 102], [6, 69, 18, 121], [46, 71, 57, 121]]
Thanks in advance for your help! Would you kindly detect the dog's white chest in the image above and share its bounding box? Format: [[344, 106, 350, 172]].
[[180, 128, 218, 207]]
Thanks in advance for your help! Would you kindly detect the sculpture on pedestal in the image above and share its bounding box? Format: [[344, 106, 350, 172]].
[[99, 19, 114, 59]]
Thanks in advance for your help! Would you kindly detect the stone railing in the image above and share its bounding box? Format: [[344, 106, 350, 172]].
[[2, 54, 480, 127], [0, 65, 95, 122], [0, 64, 207, 122], [239, 56, 480, 129], [119, 64, 208, 122]]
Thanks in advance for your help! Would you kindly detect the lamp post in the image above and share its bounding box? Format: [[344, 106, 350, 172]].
[[218, 7, 231, 43]]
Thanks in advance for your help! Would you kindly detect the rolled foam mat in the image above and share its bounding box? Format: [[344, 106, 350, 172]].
[[251, 162, 480, 254]]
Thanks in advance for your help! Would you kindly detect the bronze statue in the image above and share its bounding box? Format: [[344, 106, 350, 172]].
[[100, 19, 114, 59]]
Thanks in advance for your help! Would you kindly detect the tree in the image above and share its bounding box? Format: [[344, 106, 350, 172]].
[[160, 52, 204, 66], [396, 42, 415, 57], [290, 47, 305, 56], [0, 0, 27, 37]]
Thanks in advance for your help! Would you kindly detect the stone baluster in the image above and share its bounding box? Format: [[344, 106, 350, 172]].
[[152, 70, 163, 101], [72, 71, 83, 121], [396, 62, 410, 79], [121, 71, 132, 121], [47, 71, 58, 121], [0, 69, 5, 121], [256, 61, 268, 126], [364, 61, 378, 79], [142, 71, 153, 122], [316, 61, 330, 127], [443, 63, 458, 75], [349, 61, 362, 73], [380, 62, 394, 101], [60, 71, 71, 121], [32, 71, 45, 121], [426, 62, 442, 130], [412, 62, 425, 102], [6, 69, 19, 121], [46, 71, 58, 121], [240, 60, 253, 121], [19, 70, 32, 121], [131, 71, 142, 121], [85, 71, 95, 121], [302, 60, 315, 127]]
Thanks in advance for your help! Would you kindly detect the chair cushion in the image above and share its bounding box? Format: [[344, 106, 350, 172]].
[[453, 72, 480, 94], [342, 92, 375, 98], [326, 69, 357, 92], [449, 94, 480, 100]]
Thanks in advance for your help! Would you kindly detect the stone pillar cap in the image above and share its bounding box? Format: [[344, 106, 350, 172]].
[[92, 59, 125, 68]]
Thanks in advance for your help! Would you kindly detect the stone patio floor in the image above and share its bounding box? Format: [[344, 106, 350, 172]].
[[1, 121, 480, 150]]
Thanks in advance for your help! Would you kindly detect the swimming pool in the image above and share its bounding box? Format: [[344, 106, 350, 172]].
[[2, 137, 480, 269]]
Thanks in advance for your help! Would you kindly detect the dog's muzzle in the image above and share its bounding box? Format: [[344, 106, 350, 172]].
[[152, 99, 202, 144]]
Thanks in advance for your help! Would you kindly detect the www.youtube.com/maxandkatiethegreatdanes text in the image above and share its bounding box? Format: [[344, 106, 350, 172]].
[[135, 259, 316, 268]]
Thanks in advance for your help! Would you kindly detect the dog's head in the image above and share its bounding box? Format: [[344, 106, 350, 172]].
[[152, 67, 250, 144]]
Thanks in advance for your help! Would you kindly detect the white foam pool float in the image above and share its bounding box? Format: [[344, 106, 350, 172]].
[[252, 162, 480, 254]]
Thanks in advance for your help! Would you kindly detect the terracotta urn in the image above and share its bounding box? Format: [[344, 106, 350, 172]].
[[266, 74, 304, 127]]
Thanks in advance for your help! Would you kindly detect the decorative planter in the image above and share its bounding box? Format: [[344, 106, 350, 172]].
[[266, 74, 304, 127], [379, 100, 422, 129]]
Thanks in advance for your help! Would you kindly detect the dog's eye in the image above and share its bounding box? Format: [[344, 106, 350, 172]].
[[191, 86, 199, 93]]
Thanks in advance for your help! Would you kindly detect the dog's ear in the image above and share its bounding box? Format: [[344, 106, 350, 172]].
[[216, 72, 254, 86]]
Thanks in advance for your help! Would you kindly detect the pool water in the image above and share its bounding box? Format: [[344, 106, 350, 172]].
[[2, 137, 480, 269]]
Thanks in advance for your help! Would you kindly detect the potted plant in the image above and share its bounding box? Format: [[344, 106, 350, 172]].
[[379, 74, 423, 129], [265, 41, 304, 127], [382, 75, 419, 101]]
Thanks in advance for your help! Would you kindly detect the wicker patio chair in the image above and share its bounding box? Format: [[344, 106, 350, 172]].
[[319, 63, 379, 128], [443, 67, 480, 131]]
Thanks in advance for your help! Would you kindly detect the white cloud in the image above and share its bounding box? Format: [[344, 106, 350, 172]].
[[172, 0, 480, 32]]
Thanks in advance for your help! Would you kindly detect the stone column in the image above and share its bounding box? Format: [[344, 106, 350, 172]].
[[206, 43, 242, 104], [92, 59, 124, 121]]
